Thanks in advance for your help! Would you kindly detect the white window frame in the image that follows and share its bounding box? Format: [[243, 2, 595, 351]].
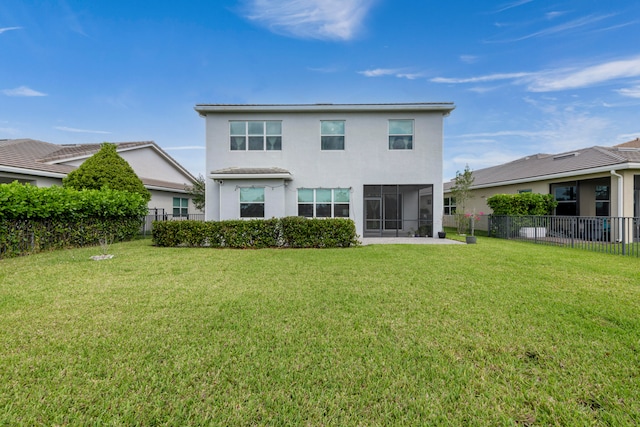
[[320, 120, 345, 151], [239, 187, 265, 218], [229, 121, 282, 151], [173, 197, 189, 217], [297, 188, 350, 218], [388, 119, 414, 150]]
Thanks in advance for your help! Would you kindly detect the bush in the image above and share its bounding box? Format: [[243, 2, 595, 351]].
[[486, 193, 557, 216], [0, 182, 148, 258], [63, 143, 151, 203], [152, 217, 359, 249]]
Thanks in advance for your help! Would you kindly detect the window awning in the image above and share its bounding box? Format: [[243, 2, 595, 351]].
[[209, 167, 293, 180]]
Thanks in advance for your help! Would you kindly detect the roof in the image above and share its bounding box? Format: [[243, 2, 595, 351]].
[[195, 102, 456, 115], [0, 138, 196, 190], [0, 139, 74, 176], [444, 139, 640, 190]]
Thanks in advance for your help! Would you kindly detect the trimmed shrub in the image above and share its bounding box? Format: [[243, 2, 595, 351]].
[[152, 217, 359, 249], [486, 193, 557, 216], [0, 182, 148, 258], [63, 142, 151, 203]]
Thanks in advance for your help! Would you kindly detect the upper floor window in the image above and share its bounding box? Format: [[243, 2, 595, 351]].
[[240, 187, 265, 218], [298, 188, 350, 218], [389, 119, 413, 150], [230, 121, 282, 151], [321, 120, 345, 150]]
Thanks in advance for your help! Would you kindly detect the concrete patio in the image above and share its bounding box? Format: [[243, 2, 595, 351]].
[[360, 237, 465, 245]]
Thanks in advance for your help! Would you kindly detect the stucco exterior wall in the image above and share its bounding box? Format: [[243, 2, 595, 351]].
[[0, 173, 63, 187], [148, 189, 199, 216], [61, 147, 192, 185], [203, 107, 449, 236], [446, 170, 634, 217]]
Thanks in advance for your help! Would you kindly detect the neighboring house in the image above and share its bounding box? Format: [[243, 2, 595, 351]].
[[443, 138, 640, 219], [194, 103, 455, 238], [0, 138, 199, 216]]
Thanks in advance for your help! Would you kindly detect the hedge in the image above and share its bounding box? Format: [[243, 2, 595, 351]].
[[0, 182, 147, 258], [486, 193, 557, 216], [152, 217, 359, 249]]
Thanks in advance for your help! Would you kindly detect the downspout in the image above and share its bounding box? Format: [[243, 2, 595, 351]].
[[611, 170, 624, 243], [218, 180, 223, 220], [610, 170, 623, 216]]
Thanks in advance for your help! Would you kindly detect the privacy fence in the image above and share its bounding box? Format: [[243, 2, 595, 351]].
[[488, 215, 640, 257]]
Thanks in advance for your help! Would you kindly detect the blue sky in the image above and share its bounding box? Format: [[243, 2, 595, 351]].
[[2, 0, 640, 180]]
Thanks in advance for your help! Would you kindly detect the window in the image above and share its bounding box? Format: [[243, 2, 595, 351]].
[[230, 121, 282, 151], [443, 197, 456, 215], [321, 121, 345, 150], [595, 184, 610, 216], [552, 182, 577, 216], [240, 187, 265, 218], [173, 197, 189, 217], [389, 119, 413, 150], [298, 188, 350, 218], [518, 189, 532, 193]]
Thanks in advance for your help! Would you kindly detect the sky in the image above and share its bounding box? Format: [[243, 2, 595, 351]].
[[2, 0, 640, 181]]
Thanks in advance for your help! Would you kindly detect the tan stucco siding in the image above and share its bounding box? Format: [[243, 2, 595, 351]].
[[445, 171, 626, 215]]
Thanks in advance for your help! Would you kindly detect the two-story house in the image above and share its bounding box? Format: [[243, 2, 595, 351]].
[[194, 103, 455, 238]]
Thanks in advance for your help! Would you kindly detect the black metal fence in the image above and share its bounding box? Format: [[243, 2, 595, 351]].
[[141, 213, 205, 236], [488, 215, 640, 257]]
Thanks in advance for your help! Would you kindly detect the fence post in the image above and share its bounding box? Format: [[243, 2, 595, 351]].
[[622, 218, 626, 256]]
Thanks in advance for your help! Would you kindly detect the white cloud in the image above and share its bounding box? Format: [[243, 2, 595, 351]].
[[617, 133, 640, 142], [242, 0, 376, 41], [2, 86, 47, 97], [493, 0, 534, 14], [490, 14, 614, 43], [528, 56, 640, 92], [432, 56, 640, 93], [615, 85, 640, 98], [0, 26, 23, 34], [54, 126, 111, 134], [431, 72, 532, 84], [358, 68, 424, 80], [545, 11, 567, 20], [459, 55, 479, 64], [358, 68, 400, 77]]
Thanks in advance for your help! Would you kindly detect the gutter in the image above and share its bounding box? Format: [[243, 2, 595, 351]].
[[0, 165, 67, 179], [195, 103, 456, 116]]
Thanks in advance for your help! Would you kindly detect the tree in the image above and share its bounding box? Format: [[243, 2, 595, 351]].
[[185, 174, 206, 211], [450, 164, 475, 234], [63, 143, 151, 203]]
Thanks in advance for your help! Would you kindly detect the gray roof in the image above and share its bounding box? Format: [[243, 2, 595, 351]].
[[445, 138, 640, 189], [0, 138, 194, 189], [0, 139, 74, 175]]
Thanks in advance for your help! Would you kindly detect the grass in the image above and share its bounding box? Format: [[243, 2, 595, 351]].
[[1, 237, 639, 425]]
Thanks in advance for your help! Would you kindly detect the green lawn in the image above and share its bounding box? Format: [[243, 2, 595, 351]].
[[1, 237, 639, 425]]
